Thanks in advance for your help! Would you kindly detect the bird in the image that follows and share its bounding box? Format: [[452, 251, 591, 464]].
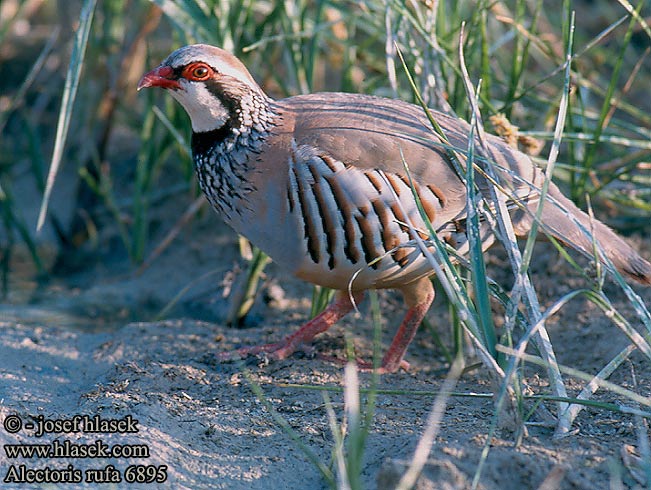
[[138, 44, 651, 373]]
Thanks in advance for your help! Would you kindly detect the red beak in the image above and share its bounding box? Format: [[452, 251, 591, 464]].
[[137, 65, 180, 91]]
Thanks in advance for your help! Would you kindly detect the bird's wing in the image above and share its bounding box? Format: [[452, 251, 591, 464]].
[[248, 93, 529, 288], [281, 92, 543, 229]]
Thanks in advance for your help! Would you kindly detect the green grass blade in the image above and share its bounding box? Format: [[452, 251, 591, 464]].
[[37, 0, 98, 232], [575, 0, 645, 199], [245, 370, 336, 486], [458, 41, 496, 357], [148, 0, 220, 44]]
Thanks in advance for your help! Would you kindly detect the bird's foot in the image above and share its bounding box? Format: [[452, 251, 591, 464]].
[[213, 339, 311, 363], [212, 291, 361, 365], [357, 358, 411, 374], [213, 340, 412, 373], [317, 354, 410, 374]]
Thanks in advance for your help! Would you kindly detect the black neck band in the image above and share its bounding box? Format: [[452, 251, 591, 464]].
[[191, 124, 234, 156]]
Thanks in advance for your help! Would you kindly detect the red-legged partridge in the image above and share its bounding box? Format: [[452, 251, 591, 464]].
[[138, 44, 651, 373]]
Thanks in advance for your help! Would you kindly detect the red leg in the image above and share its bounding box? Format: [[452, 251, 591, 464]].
[[216, 290, 364, 362], [325, 278, 435, 373], [379, 277, 435, 373]]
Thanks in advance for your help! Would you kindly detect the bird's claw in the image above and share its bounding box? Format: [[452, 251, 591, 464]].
[[316, 354, 410, 374], [212, 341, 314, 363]]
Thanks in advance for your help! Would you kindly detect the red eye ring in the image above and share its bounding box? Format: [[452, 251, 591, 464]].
[[184, 63, 212, 81]]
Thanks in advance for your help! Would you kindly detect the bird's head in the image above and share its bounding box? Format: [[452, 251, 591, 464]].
[[138, 44, 267, 133]]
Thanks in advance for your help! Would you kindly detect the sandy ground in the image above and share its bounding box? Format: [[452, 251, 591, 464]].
[[2, 0, 651, 487], [2, 190, 651, 489]]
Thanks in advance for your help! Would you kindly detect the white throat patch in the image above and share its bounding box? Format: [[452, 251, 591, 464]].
[[170, 81, 229, 133]]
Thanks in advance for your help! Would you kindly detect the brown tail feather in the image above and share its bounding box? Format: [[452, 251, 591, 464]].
[[525, 183, 651, 285]]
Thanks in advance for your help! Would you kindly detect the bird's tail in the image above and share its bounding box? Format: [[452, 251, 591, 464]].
[[520, 182, 651, 285]]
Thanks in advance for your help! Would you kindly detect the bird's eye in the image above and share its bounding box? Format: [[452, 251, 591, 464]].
[[192, 66, 209, 78], [184, 63, 212, 81]]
